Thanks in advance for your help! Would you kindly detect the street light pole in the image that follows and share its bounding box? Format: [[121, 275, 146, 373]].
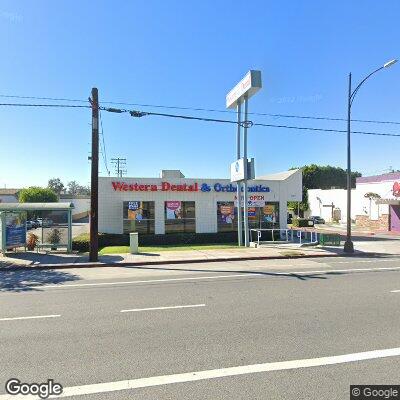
[[343, 59, 397, 253], [344, 73, 354, 253]]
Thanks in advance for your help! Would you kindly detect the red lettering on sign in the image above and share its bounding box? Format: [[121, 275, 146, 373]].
[[112, 182, 123, 191], [112, 181, 200, 192], [162, 182, 170, 191]]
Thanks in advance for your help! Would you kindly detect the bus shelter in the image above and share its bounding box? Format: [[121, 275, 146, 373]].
[[0, 202, 74, 254]]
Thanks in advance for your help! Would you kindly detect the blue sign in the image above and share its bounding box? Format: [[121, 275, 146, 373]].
[[5, 213, 26, 248], [128, 201, 140, 211], [204, 183, 270, 193]]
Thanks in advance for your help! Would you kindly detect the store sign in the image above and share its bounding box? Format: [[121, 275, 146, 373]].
[[235, 194, 266, 207], [230, 158, 246, 182], [166, 201, 182, 219], [112, 181, 198, 192], [203, 183, 269, 193], [5, 212, 26, 248], [393, 182, 400, 197], [112, 181, 270, 193], [226, 70, 262, 109]]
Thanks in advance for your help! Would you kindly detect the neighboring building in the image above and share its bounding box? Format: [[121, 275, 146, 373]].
[[308, 171, 400, 232], [0, 188, 20, 203], [0, 189, 90, 221], [59, 194, 90, 221], [98, 169, 302, 235]]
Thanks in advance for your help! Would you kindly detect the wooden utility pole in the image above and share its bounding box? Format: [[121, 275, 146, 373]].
[[89, 88, 99, 262]]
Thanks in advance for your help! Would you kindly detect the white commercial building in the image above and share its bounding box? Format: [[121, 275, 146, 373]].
[[308, 172, 400, 232], [98, 169, 302, 236]]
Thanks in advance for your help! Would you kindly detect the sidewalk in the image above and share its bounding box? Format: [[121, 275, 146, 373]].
[[314, 223, 400, 238], [0, 245, 346, 270], [2, 237, 399, 271]]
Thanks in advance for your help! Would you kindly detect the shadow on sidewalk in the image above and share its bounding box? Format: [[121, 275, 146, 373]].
[[120, 264, 348, 281], [0, 269, 81, 293]]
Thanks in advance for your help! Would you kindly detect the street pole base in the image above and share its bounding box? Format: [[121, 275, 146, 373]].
[[343, 240, 354, 254]]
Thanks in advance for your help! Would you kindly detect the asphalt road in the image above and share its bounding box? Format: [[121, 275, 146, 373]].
[[0, 256, 400, 399]]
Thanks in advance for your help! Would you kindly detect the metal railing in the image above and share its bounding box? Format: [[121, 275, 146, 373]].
[[250, 228, 319, 247]]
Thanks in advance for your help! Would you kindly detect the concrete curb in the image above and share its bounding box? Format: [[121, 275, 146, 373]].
[[0, 251, 380, 272]]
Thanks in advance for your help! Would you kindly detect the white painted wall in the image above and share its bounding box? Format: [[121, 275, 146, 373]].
[[308, 178, 396, 222], [0, 195, 18, 203], [98, 173, 302, 234]]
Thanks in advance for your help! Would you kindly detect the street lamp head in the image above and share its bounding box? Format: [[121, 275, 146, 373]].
[[384, 59, 398, 68]]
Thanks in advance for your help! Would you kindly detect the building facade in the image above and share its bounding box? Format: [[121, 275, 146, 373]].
[[0, 189, 20, 203], [308, 172, 400, 232], [98, 169, 302, 236]]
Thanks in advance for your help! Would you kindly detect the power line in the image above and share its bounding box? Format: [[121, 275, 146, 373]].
[[99, 110, 110, 176], [252, 122, 400, 137], [1, 101, 400, 138], [111, 157, 127, 177], [123, 108, 400, 137], [0, 102, 90, 108], [1, 94, 400, 125]]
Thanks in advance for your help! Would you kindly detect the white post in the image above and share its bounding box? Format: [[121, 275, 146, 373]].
[[243, 96, 249, 247], [236, 101, 243, 246]]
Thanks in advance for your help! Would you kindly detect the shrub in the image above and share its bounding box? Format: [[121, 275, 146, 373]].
[[47, 228, 62, 244], [72, 232, 238, 252], [292, 218, 313, 228], [19, 187, 57, 203], [27, 233, 39, 251]]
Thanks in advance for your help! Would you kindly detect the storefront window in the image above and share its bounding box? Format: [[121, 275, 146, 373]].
[[164, 201, 195, 233], [123, 201, 155, 234], [243, 202, 280, 230], [261, 202, 280, 228], [217, 202, 237, 232]]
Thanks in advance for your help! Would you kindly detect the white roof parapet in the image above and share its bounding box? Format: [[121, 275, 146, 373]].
[[256, 169, 301, 181], [0, 202, 74, 211]]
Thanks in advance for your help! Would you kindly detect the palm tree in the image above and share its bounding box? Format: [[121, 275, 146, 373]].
[[364, 192, 381, 218]]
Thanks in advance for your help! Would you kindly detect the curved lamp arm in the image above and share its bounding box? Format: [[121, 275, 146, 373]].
[[349, 66, 384, 107], [350, 59, 397, 108]]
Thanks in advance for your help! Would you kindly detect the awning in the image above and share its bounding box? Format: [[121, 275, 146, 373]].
[[375, 199, 400, 205]]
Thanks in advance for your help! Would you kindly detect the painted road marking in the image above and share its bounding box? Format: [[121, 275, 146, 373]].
[[120, 304, 206, 313], [0, 314, 60, 322], [0, 347, 398, 399], [390, 289, 400, 293], [34, 265, 400, 290]]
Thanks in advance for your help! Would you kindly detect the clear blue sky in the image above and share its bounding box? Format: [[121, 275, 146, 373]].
[[1, 0, 399, 188]]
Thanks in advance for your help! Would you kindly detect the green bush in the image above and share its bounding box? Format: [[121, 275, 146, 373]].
[[19, 187, 57, 203], [72, 232, 238, 252], [292, 218, 313, 228]]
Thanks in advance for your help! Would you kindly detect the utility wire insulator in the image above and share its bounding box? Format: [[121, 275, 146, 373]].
[[241, 120, 253, 128], [129, 110, 147, 118], [104, 107, 124, 113]]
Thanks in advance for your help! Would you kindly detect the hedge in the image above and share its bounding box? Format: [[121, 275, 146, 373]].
[[72, 232, 238, 252], [292, 218, 314, 228]]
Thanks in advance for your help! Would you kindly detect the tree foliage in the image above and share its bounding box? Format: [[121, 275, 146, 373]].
[[19, 186, 58, 203], [288, 164, 362, 214], [48, 178, 65, 195], [295, 164, 361, 190], [67, 181, 90, 196]]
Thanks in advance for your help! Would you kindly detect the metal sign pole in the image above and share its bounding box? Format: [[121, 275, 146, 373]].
[[243, 95, 249, 247], [236, 101, 243, 246]]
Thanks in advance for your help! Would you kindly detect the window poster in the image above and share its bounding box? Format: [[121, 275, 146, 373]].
[[128, 201, 143, 221], [248, 207, 257, 218], [220, 205, 234, 224], [166, 201, 182, 219]]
